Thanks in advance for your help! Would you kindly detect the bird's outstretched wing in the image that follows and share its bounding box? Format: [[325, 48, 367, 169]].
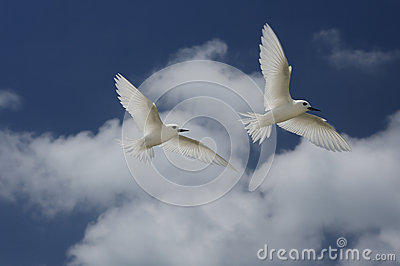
[[162, 135, 236, 171], [278, 113, 351, 152], [260, 23, 293, 110], [115, 74, 163, 134]]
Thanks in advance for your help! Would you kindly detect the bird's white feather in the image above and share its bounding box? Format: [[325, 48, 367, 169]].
[[239, 112, 271, 144], [116, 74, 235, 168], [278, 113, 351, 152], [115, 74, 163, 134], [116, 138, 154, 162], [260, 23, 293, 109], [162, 135, 236, 171]]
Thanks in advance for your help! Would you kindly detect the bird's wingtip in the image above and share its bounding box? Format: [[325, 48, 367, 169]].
[[115, 73, 125, 80], [114, 73, 123, 83]]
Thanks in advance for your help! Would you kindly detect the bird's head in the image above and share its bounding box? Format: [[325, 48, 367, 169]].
[[166, 124, 190, 133], [296, 100, 321, 112]]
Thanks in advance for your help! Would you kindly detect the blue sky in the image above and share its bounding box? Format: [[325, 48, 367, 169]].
[[2, 0, 399, 136], [1, 1, 400, 265]]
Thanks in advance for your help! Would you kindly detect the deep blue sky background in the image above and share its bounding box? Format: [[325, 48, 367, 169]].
[[1, 0, 400, 265]]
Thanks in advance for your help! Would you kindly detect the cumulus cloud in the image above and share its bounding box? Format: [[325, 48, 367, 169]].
[[67, 111, 400, 266], [0, 119, 137, 217], [168, 39, 228, 64], [0, 89, 22, 110], [313, 29, 400, 70], [0, 71, 262, 217], [0, 41, 266, 216], [1, 38, 399, 266], [118, 59, 271, 206], [143, 61, 264, 114]]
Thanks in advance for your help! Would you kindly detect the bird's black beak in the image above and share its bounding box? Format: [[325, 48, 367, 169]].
[[307, 107, 321, 112], [178, 128, 189, 132]]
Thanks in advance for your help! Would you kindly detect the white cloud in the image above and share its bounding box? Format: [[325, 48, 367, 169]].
[[144, 62, 265, 114], [1, 38, 398, 266], [0, 119, 137, 217], [67, 111, 400, 266], [168, 39, 228, 64], [313, 29, 400, 70], [0, 90, 22, 110], [0, 40, 265, 216], [118, 59, 269, 206]]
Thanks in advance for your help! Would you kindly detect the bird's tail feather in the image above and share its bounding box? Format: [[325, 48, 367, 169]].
[[239, 112, 271, 144], [116, 138, 154, 163]]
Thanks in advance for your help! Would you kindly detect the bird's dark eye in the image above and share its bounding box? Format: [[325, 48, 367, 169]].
[[303, 102, 307, 106]]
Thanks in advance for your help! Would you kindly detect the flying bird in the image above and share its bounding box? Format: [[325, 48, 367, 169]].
[[240, 23, 351, 152], [115, 74, 236, 170]]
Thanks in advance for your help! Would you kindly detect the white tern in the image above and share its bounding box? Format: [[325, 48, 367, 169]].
[[240, 23, 351, 152], [115, 74, 236, 169]]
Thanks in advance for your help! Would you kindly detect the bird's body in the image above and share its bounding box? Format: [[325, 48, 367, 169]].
[[240, 23, 351, 152], [143, 123, 174, 148], [257, 101, 307, 126], [115, 74, 236, 169]]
